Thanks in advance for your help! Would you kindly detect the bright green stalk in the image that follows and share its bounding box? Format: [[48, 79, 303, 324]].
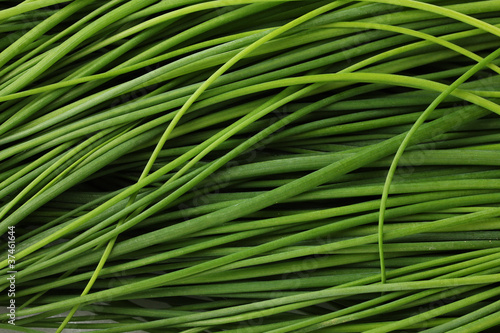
[[378, 46, 500, 283]]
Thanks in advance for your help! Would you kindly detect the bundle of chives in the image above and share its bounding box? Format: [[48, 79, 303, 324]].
[[1, 1, 500, 332]]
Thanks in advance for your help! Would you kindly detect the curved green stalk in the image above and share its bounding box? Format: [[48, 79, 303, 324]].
[[378, 47, 500, 283]]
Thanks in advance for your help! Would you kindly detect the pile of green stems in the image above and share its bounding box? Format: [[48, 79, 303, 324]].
[[1, 1, 500, 332]]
